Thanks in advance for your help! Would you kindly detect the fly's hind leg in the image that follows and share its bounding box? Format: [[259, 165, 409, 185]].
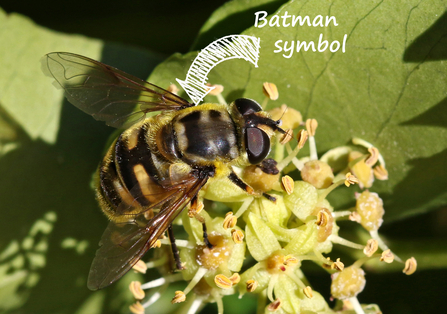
[[190, 196, 213, 249], [167, 224, 184, 270], [201, 221, 213, 249]]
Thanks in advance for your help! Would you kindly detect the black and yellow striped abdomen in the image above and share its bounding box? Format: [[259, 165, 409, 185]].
[[96, 119, 180, 222]]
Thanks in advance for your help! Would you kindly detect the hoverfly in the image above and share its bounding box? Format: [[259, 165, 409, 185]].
[[43, 52, 285, 290]]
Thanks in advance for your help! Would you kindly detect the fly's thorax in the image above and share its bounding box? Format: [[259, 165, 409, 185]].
[[171, 104, 240, 165]]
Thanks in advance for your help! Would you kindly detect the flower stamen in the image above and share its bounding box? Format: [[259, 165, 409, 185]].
[[403, 257, 417, 275], [246, 279, 258, 292]]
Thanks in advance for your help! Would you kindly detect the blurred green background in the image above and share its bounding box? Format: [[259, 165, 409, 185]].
[[0, 0, 446, 313]]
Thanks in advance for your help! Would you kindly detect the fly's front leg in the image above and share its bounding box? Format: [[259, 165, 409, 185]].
[[228, 169, 277, 203]]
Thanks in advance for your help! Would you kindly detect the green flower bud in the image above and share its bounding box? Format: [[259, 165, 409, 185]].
[[331, 265, 366, 300], [301, 160, 334, 189], [356, 191, 384, 231]]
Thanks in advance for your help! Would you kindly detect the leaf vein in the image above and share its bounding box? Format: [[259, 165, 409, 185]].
[[304, 0, 384, 117]]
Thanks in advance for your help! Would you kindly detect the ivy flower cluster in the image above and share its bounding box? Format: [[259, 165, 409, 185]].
[[127, 83, 417, 314]]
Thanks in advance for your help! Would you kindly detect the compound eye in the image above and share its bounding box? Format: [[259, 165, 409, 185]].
[[235, 98, 262, 116], [246, 128, 271, 164]]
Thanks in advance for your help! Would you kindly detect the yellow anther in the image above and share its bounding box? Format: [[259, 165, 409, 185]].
[[322, 257, 333, 270], [129, 301, 145, 314], [373, 164, 389, 180], [167, 84, 179, 95], [223, 212, 237, 229], [207, 83, 224, 95], [229, 273, 241, 285], [129, 281, 145, 300], [267, 298, 282, 311], [380, 249, 394, 263], [305, 119, 318, 137], [246, 279, 258, 292], [316, 209, 330, 228], [344, 172, 359, 187], [303, 286, 313, 298], [231, 229, 244, 244], [297, 129, 308, 149], [132, 260, 147, 274], [279, 129, 293, 145], [403, 257, 417, 275], [281, 175, 294, 195], [214, 274, 233, 289], [349, 211, 362, 223], [262, 82, 279, 100], [331, 258, 345, 271], [366, 147, 379, 166], [363, 239, 379, 257], [171, 291, 186, 304]]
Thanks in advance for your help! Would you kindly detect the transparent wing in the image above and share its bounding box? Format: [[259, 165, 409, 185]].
[[87, 173, 209, 290], [42, 52, 192, 128], [115, 176, 195, 217], [87, 218, 153, 290]]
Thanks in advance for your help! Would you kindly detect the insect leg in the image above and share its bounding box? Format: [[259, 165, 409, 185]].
[[167, 224, 183, 270], [190, 195, 213, 249], [202, 221, 213, 249], [228, 169, 276, 202], [228, 170, 255, 195], [262, 192, 277, 203]]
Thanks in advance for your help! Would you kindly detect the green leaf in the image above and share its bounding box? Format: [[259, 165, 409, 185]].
[[0, 8, 102, 144], [149, 0, 447, 222], [74, 291, 106, 314], [0, 8, 162, 314], [191, 0, 288, 50]]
